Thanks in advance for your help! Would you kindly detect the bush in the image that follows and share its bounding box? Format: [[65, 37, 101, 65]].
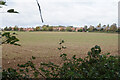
[[78, 29, 83, 32], [1, 32, 20, 46], [1, 36, 120, 79]]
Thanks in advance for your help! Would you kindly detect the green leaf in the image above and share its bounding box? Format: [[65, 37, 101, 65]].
[[7, 9, 19, 13], [19, 69, 24, 72], [61, 40, 64, 43], [72, 55, 76, 59], [58, 48, 61, 50], [106, 53, 110, 55], [25, 68, 29, 73], [32, 56, 36, 60], [62, 46, 66, 49], [33, 71, 39, 78], [0, 1, 6, 5]]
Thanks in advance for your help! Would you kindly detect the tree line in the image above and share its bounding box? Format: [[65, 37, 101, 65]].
[[2, 23, 119, 33]]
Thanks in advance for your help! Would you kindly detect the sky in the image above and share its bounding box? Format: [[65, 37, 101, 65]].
[[0, 0, 119, 28]]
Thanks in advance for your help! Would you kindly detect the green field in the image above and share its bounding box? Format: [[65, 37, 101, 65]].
[[2, 32, 118, 68]]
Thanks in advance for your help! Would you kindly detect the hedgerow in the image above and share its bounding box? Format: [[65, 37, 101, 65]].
[[1, 32, 120, 80]]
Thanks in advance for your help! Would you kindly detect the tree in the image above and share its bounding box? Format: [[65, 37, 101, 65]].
[[88, 25, 94, 32], [84, 25, 87, 32], [105, 24, 110, 32], [42, 27, 48, 31], [96, 23, 101, 31], [35, 26, 40, 31], [78, 29, 83, 32], [8, 27, 12, 31], [68, 26, 73, 28], [42, 25, 49, 28], [20, 27, 24, 31], [102, 25, 106, 32], [66, 27, 72, 32], [4, 26, 8, 31], [110, 23, 117, 32], [48, 26, 53, 31], [14, 26, 19, 31]]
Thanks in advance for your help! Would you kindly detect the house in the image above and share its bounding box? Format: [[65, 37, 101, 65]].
[[53, 27, 59, 31], [22, 28, 34, 31], [58, 27, 65, 31], [71, 28, 75, 31], [26, 28, 34, 31]]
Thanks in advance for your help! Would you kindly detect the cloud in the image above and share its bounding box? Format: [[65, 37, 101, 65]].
[[0, 0, 119, 28]]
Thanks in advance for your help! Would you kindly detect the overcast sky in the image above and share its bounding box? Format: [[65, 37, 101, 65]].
[[0, 0, 119, 28]]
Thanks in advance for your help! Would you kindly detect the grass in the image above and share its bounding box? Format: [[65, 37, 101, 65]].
[[2, 32, 118, 69]]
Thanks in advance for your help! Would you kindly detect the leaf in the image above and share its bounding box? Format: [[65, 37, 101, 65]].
[[59, 42, 62, 44], [60, 53, 67, 57], [19, 69, 24, 72], [7, 9, 19, 13], [72, 55, 76, 59], [58, 48, 61, 50], [62, 46, 66, 49], [77, 58, 83, 62], [106, 53, 110, 55], [61, 40, 64, 43], [88, 52, 91, 56], [25, 68, 29, 73], [33, 71, 39, 78], [32, 56, 36, 60], [0, 1, 6, 5]]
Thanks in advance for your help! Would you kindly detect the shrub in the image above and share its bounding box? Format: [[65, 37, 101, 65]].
[[1, 32, 20, 46], [78, 29, 83, 32], [1, 34, 120, 79]]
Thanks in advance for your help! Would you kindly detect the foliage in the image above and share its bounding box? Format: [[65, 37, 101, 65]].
[[3, 23, 119, 33], [35, 26, 41, 31], [66, 27, 72, 32], [48, 27, 53, 31], [42, 27, 48, 31], [110, 23, 117, 32], [78, 29, 83, 32], [7, 9, 19, 13], [0, 0, 6, 5], [84, 25, 87, 32], [88, 25, 94, 32], [20, 28, 24, 31], [1, 32, 20, 46], [2, 39, 120, 79], [39, 40, 120, 79], [13, 26, 19, 31]]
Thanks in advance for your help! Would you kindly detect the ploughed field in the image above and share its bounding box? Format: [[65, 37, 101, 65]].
[[2, 32, 118, 69]]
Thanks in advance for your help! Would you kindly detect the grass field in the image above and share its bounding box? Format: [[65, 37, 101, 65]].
[[2, 32, 118, 69]]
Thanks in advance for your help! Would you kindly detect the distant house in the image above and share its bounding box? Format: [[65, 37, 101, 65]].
[[23, 28, 27, 31], [71, 28, 75, 31], [53, 27, 59, 31], [58, 27, 65, 31], [22, 28, 34, 31], [26, 28, 34, 31], [11, 27, 14, 31]]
